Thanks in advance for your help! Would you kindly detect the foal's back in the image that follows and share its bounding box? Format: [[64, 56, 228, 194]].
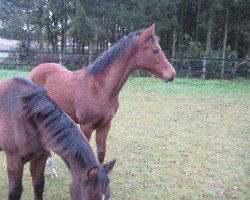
[[28, 63, 84, 122], [0, 78, 44, 155]]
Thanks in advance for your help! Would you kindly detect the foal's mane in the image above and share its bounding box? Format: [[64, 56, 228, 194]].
[[86, 29, 144, 74]]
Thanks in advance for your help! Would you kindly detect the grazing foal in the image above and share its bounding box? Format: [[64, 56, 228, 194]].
[[0, 77, 115, 200]]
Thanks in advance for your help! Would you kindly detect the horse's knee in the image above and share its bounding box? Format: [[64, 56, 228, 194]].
[[96, 142, 107, 163], [97, 150, 106, 163], [8, 184, 23, 200]]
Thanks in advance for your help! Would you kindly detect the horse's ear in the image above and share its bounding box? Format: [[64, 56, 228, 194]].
[[102, 159, 116, 173], [82, 166, 99, 182], [139, 24, 155, 43]]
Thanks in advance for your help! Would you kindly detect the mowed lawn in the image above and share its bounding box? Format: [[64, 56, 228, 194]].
[[0, 69, 249, 199]]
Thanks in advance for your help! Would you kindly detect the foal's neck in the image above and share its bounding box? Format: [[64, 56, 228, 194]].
[[61, 154, 94, 178], [95, 51, 135, 98]]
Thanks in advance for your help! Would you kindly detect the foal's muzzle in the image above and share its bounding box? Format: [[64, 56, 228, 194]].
[[163, 71, 176, 83]]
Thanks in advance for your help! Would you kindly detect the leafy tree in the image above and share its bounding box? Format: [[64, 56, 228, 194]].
[[0, 0, 248, 60]]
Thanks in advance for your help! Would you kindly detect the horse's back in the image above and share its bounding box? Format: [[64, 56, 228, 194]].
[[0, 78, 33, 109], [0, 77, 42, 150], [28, 63, 69, 86], [0, 77, 42, 121]]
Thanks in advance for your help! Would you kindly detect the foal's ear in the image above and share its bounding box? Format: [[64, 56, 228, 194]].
[[139, 24, 155, 43], [83, 166, 99, 182], [102, 159, 116, 173]]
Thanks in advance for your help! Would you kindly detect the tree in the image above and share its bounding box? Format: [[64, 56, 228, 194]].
[[0, 0, 248, 60], [0, 0, 38, 50]]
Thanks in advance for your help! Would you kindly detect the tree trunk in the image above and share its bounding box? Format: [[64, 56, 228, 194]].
[[205, 2, 215, 55], [235, 10, 240, 53], [171, 27, 177, 64], [72, 34, 75, 53], [195, 0, 201, 43], [221, 8, 229, 79], [61, 21, 65, 52], [81, 39, 85, 53]]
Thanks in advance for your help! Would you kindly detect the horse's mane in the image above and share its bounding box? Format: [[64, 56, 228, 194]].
[[86, 29, 144, 74]]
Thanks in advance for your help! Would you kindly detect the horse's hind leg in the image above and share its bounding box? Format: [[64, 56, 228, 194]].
[[30, 151, 49, 200], [46, 152, 58, 178], [6, 154, 24, 200]]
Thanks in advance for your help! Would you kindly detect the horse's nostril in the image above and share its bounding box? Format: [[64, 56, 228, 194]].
[[163, 76, 170, 83]]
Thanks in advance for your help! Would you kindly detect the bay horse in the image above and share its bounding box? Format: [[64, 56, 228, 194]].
[[28, 24, 176, 167], [0, 77, 115, 200]]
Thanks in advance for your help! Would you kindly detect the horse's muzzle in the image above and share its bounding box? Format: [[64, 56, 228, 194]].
[[163, 72, 176, 83]]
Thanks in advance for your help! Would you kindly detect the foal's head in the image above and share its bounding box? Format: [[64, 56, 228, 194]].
[[135, 24, 176, 83], [70, 159, 116, 200]]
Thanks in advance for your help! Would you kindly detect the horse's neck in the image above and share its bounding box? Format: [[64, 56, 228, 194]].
[[60, 154, 87, 177], [95, 53, 135, 98]]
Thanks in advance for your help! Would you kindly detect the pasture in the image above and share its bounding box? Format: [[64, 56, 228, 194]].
[[0, 69, 249, 199]]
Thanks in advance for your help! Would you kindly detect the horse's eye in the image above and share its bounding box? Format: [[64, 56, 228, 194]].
[[153, 48, 159, 53]]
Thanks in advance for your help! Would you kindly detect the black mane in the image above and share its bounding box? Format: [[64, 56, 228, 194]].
[[86, 29, 144, 74]]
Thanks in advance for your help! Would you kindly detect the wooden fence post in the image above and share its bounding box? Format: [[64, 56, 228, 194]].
[[221, 58, 225, 79], [59, 53, 63, 64], [88, 40, 95, 64], [15, 53, 20, 70], [202, 57, 207, 79]]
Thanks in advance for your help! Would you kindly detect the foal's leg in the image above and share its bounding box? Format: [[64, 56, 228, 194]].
[[80, 124, 94, 141], [46, 151, 58, 178], [6, 154, 24, 200], [96, 122, 111, 163], [30, 151, 49, 200]]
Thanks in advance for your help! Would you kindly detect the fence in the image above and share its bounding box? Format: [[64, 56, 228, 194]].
[[0, 50, 249, 79], [171, 56, 249, 79], [0, 50, 100, 71]]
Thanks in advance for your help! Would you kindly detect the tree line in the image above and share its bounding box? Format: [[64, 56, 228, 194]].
[[0, 0, 249, 60]]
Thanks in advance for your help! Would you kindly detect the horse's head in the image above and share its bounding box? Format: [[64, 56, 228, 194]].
[[135, 24, 176, 83], [70, 159, 116, 200]]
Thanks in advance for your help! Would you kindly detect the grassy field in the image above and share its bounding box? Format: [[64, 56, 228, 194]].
[[0, 69, 249, 199]]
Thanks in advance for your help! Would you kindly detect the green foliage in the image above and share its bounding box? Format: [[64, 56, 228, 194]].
[[71, 0, 94, 40], [0, 0, 249, 59]]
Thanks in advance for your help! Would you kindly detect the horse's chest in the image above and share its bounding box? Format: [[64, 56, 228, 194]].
[[95, 102, 118, 124], [78, 100, 118, 127], [103, 104, 118, 121]]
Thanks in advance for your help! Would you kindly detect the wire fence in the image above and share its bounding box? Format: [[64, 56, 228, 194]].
[[0, 50, 249, 79]]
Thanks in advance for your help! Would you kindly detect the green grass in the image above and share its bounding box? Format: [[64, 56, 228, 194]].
[[0, 70, 249, 199], [0, 52, 8, 59], [0, 69, 28, 80]]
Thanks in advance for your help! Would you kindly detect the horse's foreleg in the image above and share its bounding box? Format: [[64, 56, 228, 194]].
[[6, 154, 24, 200], [80, 124, 94, 141], [96, 122, 111, 163], [30, 151, 49, 200]]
